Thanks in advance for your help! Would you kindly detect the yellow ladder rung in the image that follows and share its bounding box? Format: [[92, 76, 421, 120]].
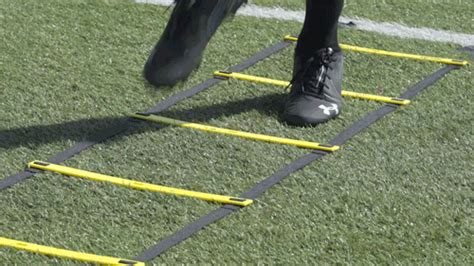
[[131, 113, 339, 152], [28, 161, 253, 207], [284, 35, 469, 66], [0, 237, 144, 266], [214, 71, 411, 106]]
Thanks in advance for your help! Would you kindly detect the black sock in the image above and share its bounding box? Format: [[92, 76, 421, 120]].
[[296, 0, 344, 55]]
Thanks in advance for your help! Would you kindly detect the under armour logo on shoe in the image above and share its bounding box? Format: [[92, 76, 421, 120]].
[[318, 103, 339, 116]]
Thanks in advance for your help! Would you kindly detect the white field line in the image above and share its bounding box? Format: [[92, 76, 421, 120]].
[[135, 0, 474, 47]]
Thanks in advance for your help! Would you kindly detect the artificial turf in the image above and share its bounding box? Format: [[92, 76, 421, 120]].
[[253, 0, 474, 34], [0, 0, 472, 264]]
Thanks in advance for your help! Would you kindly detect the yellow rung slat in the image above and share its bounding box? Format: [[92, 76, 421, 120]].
[[284, 35, 469, 66], [131, 113, 339, 152], [28, 161, 253, 207], [341, 90, 409, 105], [214, 71, 411, 106], [0, 237, 144, 266]]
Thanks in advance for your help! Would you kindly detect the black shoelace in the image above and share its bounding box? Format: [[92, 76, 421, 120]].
[[286, 47, 335, 98]]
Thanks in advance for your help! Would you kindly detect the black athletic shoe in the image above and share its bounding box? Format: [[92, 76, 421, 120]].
[[144, 0, 245, 86], [282, 48, 343, 126]]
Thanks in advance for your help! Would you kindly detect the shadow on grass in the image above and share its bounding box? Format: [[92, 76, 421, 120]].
[[0, 93, 285, 150]]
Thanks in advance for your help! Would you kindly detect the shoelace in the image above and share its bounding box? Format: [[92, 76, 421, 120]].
[[286, 47, 335, 98]]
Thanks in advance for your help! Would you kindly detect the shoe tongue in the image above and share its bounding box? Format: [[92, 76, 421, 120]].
[[303, 60, 324, 81], [289, 48, 334, 94], [301, 53, 331, 93], [298, 48, 329, 68]]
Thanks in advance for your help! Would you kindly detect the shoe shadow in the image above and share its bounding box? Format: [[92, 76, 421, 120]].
[[0, 93, 286, 150]]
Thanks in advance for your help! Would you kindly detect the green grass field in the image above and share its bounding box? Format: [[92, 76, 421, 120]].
[[254, 0, 474, 34], [1, 0, 472, 264]]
